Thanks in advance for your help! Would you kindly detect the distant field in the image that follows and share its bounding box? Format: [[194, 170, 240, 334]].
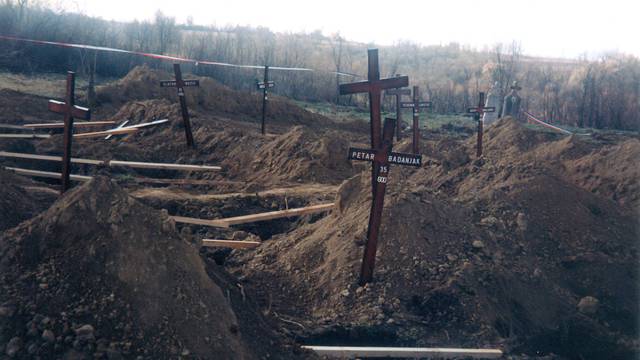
[[0, 71, 114, 98], [294, 100, 473, 130]]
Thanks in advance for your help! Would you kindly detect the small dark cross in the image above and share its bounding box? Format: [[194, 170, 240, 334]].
[[348, 118, 422, 285], [160, 63, 199, 147], [468, 92, 496, 157], [340, 49, 408, 194], [48, 71, 91, 194], [400, 86, 432, 154], [256, 65, 275, 135], [385, 77, 411, 141]]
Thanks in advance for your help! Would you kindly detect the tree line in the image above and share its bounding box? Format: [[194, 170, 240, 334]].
[[0, 0, 638, 130]]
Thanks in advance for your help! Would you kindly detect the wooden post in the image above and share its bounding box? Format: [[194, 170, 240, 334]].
[[400, 86, 432, 154], [47, 71, 91, 194], [160, 64, 199, 148], [339, 49, 408, 195], [468, 92, 495, 158], [257, 65, 275, 135], [348, 118, 422, 285], [385, 78, 411, 141]]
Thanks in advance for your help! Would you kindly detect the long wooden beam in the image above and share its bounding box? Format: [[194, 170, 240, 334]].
[[74, 128, 139, 139], [0, 151, 220, 171], [201, 239, 261, 249], [109, 160, 222, 171], [23, 121, 117, 129], [0, 124, 32, 131], [0, 134, 51, 139], [3, 167, 92, 182], [0, 151, 104, 165], [171, 203, 335, 228], [301, 346, 503, 359]]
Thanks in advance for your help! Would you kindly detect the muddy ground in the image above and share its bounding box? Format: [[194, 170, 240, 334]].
[[0, 66, 638, 359]]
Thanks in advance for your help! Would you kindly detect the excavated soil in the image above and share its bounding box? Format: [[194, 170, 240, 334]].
[[1, 65, 638, 360], [228, 119, 640, 359], [0, 177, 310, 359]]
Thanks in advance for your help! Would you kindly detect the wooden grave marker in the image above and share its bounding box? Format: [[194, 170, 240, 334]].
[[400, 86, 432, 154], [468, 92, 495, 157], [47, 71, 91, 194], [348, 118, 422, 285], [256, 65, 275, 135], [160, 63, 199, 147], [340, 49, 408, 194], [385, 77, 411, 141]]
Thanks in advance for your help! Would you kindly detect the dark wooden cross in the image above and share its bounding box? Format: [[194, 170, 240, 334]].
[[257, 65, 275, 135], [468, 92, 495, 157], [348, 118, 423, 285], [160, 63, 199, 147], [385, 76, 411, 141], [400, 86, 432, 154], [340, 49, 408, 194], [48, 71, 91, 194]]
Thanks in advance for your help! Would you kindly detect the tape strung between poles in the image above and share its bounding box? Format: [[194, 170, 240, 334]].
[[0, 34, 362, 78]]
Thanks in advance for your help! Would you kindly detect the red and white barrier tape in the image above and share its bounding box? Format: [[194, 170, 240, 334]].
[[524, 111, 573, 135], [0, 34, 360, 77]]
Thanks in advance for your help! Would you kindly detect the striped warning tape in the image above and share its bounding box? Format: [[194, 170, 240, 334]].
[[524, 111, 573, 135], [0, 34, 362, 78]]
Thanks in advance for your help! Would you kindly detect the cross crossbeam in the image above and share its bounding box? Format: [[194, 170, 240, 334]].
[[48, 71, 91, 194], [160, 63, 198, 147], [400, 86, 431, 154], [468, 92, 496, 157]]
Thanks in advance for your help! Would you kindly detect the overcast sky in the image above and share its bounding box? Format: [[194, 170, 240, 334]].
[[71, 0, 639, 59]]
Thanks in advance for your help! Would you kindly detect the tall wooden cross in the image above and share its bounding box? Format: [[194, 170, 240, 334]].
[[385, 76, 411, 141], [468, 92, 495, 157], [257, 65, 275, 135], [48, 71, 91, 194], [348, 118, 422, 285], [160, 63, 199, 148], [340, 49, 408, 193], [400, 86, 432, 154]]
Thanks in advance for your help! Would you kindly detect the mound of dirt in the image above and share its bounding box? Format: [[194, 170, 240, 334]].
[[0, 177, 308, 359], [96, 65, 360, 133], [229, 119, 639, 359], [0, 89, 59, 124], [0, 169, 56, 231]]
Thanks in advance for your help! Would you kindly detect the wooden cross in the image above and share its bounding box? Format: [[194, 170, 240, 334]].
[[468, 92, 495, 157], [400, 86, 432, 154], [160, 63, 199, 148], [340, 49, 408, 194], [385, 77, 411, 141], [257, 65, 275, 135], [48, 71, 91, 194], [348, 118, 422, 285]]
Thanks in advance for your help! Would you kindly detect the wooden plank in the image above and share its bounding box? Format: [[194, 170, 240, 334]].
[[109, 160, 221, 171], [3, 167, 92, 182], [0, 134, 51, 139], [171, 203, 335, 228], [74, 128, 138, 139], [201, 240, 261, 249], [301, 346, 503, 359], [0, 124, 32, 131], [0, 151, 105, 165], [23, 121, 116, 129]]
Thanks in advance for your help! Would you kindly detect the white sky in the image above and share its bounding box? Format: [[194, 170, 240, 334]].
[[71, 0, 639, 59]]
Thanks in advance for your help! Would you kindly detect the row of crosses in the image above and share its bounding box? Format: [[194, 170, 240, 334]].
[[341, 49, 498, 285]]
